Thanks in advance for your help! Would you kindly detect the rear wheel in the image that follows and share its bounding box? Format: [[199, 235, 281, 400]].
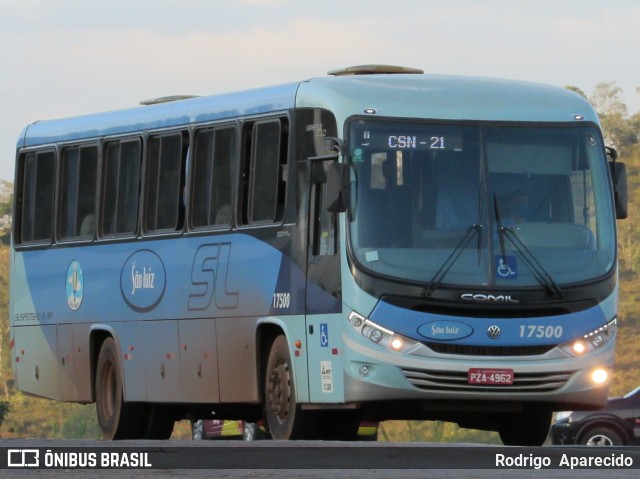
[[143, 404, 175, 439], [264, 335, 317, 439], [580, 426, 623, 446], [95, 337, 147, 439]]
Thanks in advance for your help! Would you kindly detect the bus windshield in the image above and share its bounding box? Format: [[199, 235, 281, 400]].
[[347, 119, 616, 290]]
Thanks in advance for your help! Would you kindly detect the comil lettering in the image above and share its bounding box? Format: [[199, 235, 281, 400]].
[[461, 293, 519, 304]]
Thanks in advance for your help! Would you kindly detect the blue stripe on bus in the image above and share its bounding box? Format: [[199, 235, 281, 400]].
[[369, 299, 607, 346], [15, 234, 309, 320]]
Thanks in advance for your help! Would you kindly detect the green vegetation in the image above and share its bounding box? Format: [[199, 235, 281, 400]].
[[591, 82, 640, 398], [0, 82, 638, 442]]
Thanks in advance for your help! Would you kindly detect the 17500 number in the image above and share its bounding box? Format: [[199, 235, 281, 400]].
[[519, 325, 563, 339]]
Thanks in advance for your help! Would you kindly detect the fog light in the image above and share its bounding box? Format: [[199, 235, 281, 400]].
[[390, 337, 404, 351], [591, 368, 608, 385], [571, 340, 587, 355], [370, 329, 382, 343], [359, 365, 370, 377]]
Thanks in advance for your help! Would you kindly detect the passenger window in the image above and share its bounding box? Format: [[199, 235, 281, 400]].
[[191, 126, 236, 229], [144, 132, 187, 233], [102, 139, 141, 237], [18, 150, 56, 244], [59, 144, 98, 240], [240, 118, 288, 225]]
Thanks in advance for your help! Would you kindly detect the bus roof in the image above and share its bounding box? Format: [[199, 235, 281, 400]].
[[18, 82, 300, 149], [297, 74, 598, 126], [18, 72, 598, 150]]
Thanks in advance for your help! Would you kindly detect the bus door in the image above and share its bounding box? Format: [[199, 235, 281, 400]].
[[305, 158, 344, 402]]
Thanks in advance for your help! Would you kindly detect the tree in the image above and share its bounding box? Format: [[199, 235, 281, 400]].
[[590, 82, 638, 154], [588, 84, 640, 396], [0, 181, 11, 217]]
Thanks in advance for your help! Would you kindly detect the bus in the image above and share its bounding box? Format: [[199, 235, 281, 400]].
[[10, 65, 627, 445]]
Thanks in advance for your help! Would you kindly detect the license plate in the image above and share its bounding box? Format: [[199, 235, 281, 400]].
[[468, 368, 514, 385]]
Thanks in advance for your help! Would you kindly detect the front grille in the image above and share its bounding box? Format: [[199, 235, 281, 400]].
[[425, 342, 556, 357], [402, 368, 574, 393]]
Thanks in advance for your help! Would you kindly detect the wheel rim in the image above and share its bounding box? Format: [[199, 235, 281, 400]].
[[586, 434, 614, 446], [268, 360, 291, 425]]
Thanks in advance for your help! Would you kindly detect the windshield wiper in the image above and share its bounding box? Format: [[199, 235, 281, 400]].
[[492, 193, 562, 298], [498, 226, 564, 299], [422, 224, 482, 297]]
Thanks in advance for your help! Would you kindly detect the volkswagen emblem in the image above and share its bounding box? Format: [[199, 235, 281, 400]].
[[487, 325, 501, 339]]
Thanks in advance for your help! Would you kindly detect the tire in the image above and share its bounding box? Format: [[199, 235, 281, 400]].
[[143, 404, 175, 439], [95, 337, 147, 439], [498, 408, 552, 446], [264, 335, 317, 439], [580, 426, 624, 446]]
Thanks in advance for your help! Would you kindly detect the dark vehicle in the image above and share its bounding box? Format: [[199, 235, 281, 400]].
[[550, 386, 640, 446]]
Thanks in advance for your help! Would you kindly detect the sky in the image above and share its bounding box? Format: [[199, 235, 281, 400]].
[[1, 0, 639, 182]]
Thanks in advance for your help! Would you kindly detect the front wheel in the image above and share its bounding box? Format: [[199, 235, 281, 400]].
[[580, 426, 623, 446], [264, 335, 316, 439]]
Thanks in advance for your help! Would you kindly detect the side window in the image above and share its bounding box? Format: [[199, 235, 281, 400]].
[[102, 139, 141, 237], [144, 131, 187, 233], [59, 144, 98, 240], [191, 125, 236, 229], [18, 150, 56, 244], [240, 118, 288, 225]]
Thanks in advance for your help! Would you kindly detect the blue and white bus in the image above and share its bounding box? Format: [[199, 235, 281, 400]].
[[10, 65, 627, 445]]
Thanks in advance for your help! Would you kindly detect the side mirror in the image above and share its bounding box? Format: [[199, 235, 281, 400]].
[[609, 160, 628, 220], [325, 162, 350, 213]]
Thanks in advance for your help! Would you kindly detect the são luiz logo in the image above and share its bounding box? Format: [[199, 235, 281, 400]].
[[66, 260, 84, 311]]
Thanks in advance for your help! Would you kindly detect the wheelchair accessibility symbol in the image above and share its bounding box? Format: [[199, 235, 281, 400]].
[[320, 323, 329, 347], [495, 255, 517, 279]]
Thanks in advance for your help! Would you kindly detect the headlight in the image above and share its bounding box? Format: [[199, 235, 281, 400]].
[[555, 411, 572, 422], [559, 318, 617, 357], [348, 311, 421, 354]]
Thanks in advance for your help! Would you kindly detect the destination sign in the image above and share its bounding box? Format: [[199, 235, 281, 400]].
[[357, 129, 463, 151]]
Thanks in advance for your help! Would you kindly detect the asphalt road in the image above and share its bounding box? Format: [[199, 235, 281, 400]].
[[1, 439, 639, 479]]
